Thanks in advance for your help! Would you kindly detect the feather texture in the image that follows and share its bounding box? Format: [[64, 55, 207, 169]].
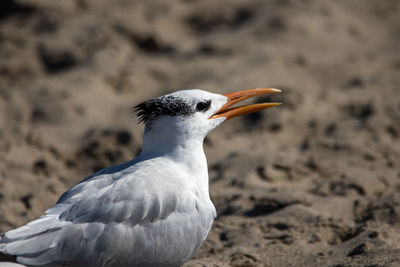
[[1, 155, 216, 267]]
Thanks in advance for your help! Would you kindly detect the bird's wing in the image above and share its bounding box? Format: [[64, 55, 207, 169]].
[[56, 158, 187, 224], [1, 158, 204, 266]]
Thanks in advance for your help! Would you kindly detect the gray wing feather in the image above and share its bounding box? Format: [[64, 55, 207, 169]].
[[0, 159, 212, 266]]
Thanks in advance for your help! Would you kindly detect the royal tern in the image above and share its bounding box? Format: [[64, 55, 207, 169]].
[[0, 88, 281, 267]]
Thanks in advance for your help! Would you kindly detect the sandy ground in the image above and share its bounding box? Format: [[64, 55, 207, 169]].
[[1, 0, 400, 266]]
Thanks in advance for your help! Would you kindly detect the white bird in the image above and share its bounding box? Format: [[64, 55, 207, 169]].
[[0, 88, 280, 267]]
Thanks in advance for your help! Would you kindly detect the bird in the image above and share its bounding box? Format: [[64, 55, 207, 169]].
[[0, 88, 281, 267]]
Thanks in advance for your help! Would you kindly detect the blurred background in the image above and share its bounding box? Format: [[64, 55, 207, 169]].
[[0, 0, 399, 266]]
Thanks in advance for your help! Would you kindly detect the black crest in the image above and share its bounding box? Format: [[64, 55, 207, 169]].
[[133, 95, 194, 123]]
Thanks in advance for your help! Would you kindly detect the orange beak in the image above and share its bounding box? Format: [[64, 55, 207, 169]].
[[210, 88, 281, 120]]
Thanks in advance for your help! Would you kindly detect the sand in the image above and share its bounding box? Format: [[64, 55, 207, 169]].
[[1, 0, 400, 266]]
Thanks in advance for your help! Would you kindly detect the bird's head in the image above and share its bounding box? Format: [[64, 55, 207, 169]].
[[134, 88, 280, 152]]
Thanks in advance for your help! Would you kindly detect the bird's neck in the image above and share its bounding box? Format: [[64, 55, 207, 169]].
[[140, 129, 209, 188], [142, 129, 205, 161]]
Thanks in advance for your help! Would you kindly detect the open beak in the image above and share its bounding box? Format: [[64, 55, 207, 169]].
[[210, 88, 281, 120]]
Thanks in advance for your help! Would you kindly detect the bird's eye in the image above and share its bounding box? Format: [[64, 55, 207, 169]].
[[196, 100, 211, 112]]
